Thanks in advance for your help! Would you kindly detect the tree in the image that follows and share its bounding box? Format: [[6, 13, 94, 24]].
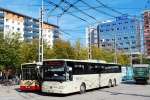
[[20, 40, 39, 63], [73, 39, 88, 60], [45, 39, 76, 59], [91, 45, 106, 60], [117, 54, 130, 66], [0, 31, 23, 81]]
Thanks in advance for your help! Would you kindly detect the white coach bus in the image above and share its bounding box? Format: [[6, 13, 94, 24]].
[[42, 59, 121, 94]]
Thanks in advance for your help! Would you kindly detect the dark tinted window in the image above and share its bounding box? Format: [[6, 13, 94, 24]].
[[73, 63, 85, 74]]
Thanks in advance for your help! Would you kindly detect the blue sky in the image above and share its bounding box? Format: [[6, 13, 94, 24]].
[[0, 0, 149, 46]]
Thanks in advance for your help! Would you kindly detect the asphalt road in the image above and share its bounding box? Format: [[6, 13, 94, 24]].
[[0, 80, 150, 100]]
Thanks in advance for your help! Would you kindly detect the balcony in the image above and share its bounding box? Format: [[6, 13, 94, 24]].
[[24, 37, 33, 41], [24, 26, 39, 32], [24, 20, 39, 27], [0, 19, 4, 24], [24, 31, 39, 37], [0, 13, 4, 17], [53, 33, 58, 37], [0, 26, 3, 30], [53, 28, 59, 33]]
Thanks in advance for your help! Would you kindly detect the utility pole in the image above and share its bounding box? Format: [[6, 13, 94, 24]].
[[88, 28, 92, 60], [140, 29, 143, 64], [88, 17, 92, 60], [39, 0, 44, 62], [114, 28, 117, 63], [129, 37, 132, 66]]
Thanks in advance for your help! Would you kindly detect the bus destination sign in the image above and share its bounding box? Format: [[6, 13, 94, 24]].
[[43, 61, 63, 66], [22, 64, 36, 68]]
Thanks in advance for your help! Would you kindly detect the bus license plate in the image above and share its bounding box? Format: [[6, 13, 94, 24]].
[[44, 90, 54, 93]]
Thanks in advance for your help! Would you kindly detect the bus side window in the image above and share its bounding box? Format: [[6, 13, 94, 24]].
[[74, 64, 85, 74], [101, 65, 105, 73]]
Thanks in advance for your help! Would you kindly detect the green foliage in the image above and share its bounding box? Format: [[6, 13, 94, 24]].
[[44, 39, 76, 59], [0, 31, 133, 72], [20, 40, 39, 63], [73, 39, 88, 60], [0, 31, 23, 71]]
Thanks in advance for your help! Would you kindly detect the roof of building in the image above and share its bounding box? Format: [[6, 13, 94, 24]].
[[141, 10, 150, 13], [0, 7, 59, 28]]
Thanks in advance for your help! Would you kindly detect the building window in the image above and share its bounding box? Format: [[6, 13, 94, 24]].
[[6, 19, 9, 22], [107, 44, 111, 46], [17, 28, 20, 31], [119, 43, 123, 45], [124, 37, 128, 39], [18, 16, 20, 19], [12, 27, 14, 30], [12, 21, 14, 23], [100, 30, 103, 32], [106, 39, 109, 41], [132, 42, 136, 44], [0, 10, 3, 13], [18, 22, 20, 25], [0, 24, 3, 26], [102, 45, 105, 47], [0, 17, 3, 20], [6, 12, 9, 16], [118, 38, 121, 40], [6, 25, 9, 28], [126, 42, 129, 44], [124, 48, 128, 50]]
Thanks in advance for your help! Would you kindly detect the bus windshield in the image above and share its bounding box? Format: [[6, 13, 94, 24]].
[[22, 69, 38, 80], [43, 67, 66, 81], [43, 61, 66, 81]]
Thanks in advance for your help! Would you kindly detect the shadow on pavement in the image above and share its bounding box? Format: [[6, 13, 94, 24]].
[[121, 80, 149, 85]]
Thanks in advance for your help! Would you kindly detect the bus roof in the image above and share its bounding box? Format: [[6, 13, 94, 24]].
[[43, 59, 120, 65], [133, 64, 149, 67], [21, 62, 42, 65]]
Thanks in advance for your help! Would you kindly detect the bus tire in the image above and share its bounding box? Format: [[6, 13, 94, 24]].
[[108, 80, 112, 88], [112, 79, 116, 87], [80, 83, 86, 94]]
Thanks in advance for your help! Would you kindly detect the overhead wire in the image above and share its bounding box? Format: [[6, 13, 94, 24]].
[[46, 1, 63, 22], [44, 0, 88, 23], [63, 0, 99, 22], [79, 0, 116, 18], [95, 0, 142, 19], [43, 0, 145, 46], [56, 0, 79, 25]]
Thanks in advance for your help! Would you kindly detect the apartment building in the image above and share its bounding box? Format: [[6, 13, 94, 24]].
[[86, 17, 141, 55], [142, 10, 150, 58], [0, 7, 59, 47]]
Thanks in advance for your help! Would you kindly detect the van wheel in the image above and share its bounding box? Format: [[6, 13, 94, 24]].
[[108, 80, 112, 88], [112, 79, 116, 87], [80, 83, 86, 94]]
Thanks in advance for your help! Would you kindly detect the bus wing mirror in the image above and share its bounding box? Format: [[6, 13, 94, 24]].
[[67, 66, 72, 72]]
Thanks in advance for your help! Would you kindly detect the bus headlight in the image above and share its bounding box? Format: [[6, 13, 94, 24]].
[[43, 86, 48, 89], [35, 82, 39, 86], [59, 86, 65, 89], [20, 83, 23, 86]]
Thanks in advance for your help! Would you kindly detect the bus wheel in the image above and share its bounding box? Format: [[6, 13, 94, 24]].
[[112, 79, 116, 87], [80, 83, 86, 94], [108, 80, 112, 88]]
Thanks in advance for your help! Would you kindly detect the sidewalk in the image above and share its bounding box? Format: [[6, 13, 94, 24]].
[[0, 84, 20, 94]]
